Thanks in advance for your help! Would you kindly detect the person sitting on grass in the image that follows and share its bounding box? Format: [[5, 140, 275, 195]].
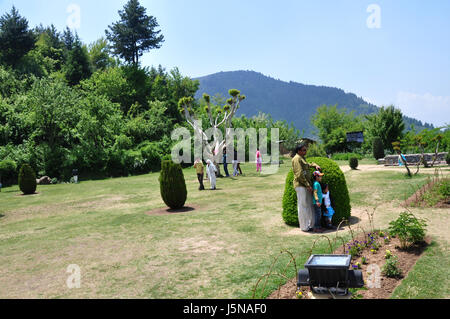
[[322, 184, 336, 230], [312, 171, 325, 233]]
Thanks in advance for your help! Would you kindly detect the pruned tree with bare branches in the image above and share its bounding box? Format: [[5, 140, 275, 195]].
[[178, 89, 246, 163]]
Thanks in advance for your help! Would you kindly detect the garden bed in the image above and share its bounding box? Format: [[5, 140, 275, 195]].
[[267, 232, 431, 299], [404, 177, 450, 208]]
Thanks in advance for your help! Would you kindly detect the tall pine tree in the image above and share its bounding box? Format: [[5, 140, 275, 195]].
[[105, 0, 164, 65], [0, 6, 35, 67]]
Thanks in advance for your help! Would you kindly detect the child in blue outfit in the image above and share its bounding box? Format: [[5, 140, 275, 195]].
[[312, 171, 325, 233], [322, 184, 336, 229]]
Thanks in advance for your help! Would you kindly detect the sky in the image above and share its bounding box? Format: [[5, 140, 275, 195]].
[[1, 0, 449, 127]]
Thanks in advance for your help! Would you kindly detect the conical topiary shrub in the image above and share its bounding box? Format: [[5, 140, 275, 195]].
[[159, 160, 187, 209], [282, 157, 351, 226], [18, 164, 37, 195], [373, 137, 385, 160]]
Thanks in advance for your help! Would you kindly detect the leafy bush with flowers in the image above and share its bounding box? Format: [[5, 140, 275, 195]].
[[345, 240, 364, 258]]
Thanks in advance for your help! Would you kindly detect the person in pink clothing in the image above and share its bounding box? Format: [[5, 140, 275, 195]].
[[256, 148, 262, 172]]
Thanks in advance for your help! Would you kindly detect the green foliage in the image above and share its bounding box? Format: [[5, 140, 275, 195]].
[[87, 37, 116, 71], [18, 163, 37, 195], [306, 143, 327, 158], [105, 0, 164, 65], [0, 159, 17, 186], [0, 6, 36, 67], [388, 212, 427, 249], [64, 35, 92, 86], [307, 157, 351, 225], [282, 170, 299, 226], [331, 153, 362, 161], [365, 106, 405, 152], [311, 105, 364, 154], [382, 255, 402, 278], [422, 179, 450, 207], [372, 137, 385, 160], [159, 160, 187, 209], [349, 157, 359, 170], [446, 152, 450, 165]]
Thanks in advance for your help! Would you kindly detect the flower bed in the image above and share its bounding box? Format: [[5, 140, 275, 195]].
[[267, 231, 431, 299]]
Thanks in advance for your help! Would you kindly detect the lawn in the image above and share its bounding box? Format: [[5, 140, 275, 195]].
[[0, 160, 448, 299]]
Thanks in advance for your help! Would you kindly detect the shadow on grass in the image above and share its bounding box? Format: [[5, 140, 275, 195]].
[[0, 214, 4, 219]]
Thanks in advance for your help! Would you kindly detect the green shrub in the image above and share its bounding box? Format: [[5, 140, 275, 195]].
[[308, 157, 351, 225], [306, 143, 327, 158], [331, 153, 362, 161], [140, 142, 163, 172], [159, 160, 187, 209], [446, 152, 450, 165], [373, 137, 385, 160], [439, 179, 450, 197], [282, 170, 299, 226], [388, 212, 427, 249], [0, 159, 17, 186], [282, 157, 351, 226], [382, 255, 402, 278], [349, 157, 359, 170], [18, 164, 37, 195]]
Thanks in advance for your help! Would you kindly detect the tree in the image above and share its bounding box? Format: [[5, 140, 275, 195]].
[[105, 0, 164, 65], [311, 105, 363, 154], [366, 106, 405, 152], [178, 90, 246, 162], [88, 38, 116, 71], [64, 34, 92, 86], [0, 6, 35, 67]]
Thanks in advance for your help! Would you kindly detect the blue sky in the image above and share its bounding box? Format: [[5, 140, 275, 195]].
[[1, 0, 449, 127]]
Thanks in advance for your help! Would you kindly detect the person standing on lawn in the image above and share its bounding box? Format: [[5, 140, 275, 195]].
[[194, 159, 205, 191], [206, 160, 218, 190], [223, 147, 230, 177], [232, 149, 240, 177], [322, 184, 336, 230], [256, 148, 262, 172], [312, 171, 325, 233], [292, 144, 321, 232]]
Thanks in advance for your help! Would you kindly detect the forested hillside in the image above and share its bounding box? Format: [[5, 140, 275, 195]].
[[196, 70, 434, 136]]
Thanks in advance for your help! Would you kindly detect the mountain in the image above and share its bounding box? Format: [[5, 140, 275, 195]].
[[194, 70, 433, 137]]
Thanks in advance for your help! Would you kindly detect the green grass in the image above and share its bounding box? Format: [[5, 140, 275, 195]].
[[391, 241, 449, 299], [0, 160, 447, 299], [0, 162, 335, 299]]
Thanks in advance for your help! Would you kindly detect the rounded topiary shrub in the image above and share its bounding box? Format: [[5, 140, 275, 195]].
[[159, 160, 187, 209], [349, 157, 359, 170], [282, 157, 351, 226], [308, 157, 351, 225], [18, 164, 37, 195], [373, 137, 385, 160], [282, 170, 299, 226]]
